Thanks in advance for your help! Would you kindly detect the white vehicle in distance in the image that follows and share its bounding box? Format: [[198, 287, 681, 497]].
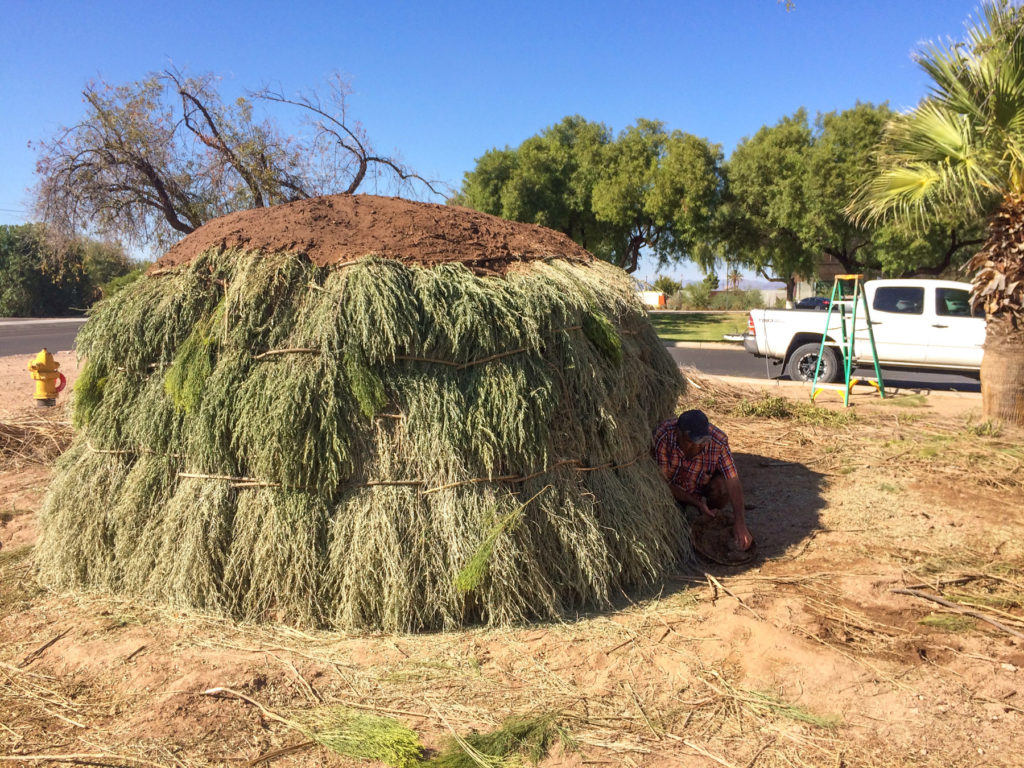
[[743, 279, 985, 383]]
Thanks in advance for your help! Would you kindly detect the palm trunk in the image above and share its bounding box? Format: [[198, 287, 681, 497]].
[[981, 313, 1024, 425]]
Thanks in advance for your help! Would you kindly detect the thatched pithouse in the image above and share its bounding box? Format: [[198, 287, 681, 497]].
[[38, 195, 688, 631]]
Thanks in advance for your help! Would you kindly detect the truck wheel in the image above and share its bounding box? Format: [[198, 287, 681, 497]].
[[786, 343, 842, 383]]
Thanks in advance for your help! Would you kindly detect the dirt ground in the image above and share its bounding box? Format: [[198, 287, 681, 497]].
[[154, 194, 593, 275], [1, 356, 1022, 768]]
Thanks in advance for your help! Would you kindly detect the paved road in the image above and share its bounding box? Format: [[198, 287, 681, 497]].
[[0, 318, 87, 357], [666, 345, 981, 393], [0, 318, 982, 393]]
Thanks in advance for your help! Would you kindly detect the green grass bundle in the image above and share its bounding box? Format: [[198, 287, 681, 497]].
[[431, 714, 570, 767], [290, 706, 424, 767], [37, 247, 687, 631]]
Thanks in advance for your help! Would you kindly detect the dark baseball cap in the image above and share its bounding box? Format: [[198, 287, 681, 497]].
[[676, 410, 711, 442]]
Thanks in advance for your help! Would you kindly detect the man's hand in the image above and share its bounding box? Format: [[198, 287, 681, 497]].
[[698, 500, 719, 518], [732, 522, 753, 551]]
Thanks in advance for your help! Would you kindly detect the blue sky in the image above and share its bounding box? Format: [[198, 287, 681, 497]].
[[0, 0, 989, 282]]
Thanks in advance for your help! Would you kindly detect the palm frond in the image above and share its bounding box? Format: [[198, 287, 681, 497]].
[[853, 3, 1024, 228]]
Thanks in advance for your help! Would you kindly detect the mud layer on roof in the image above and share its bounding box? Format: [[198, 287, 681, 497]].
[[154, 194, 594, 275]]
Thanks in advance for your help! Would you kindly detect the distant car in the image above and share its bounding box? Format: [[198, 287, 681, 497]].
[[794, 296, 830, 310]]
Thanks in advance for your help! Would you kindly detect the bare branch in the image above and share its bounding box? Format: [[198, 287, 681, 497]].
[[32, 69, 442, 254], [168, 70, 267, 209], [253, 77, 446, 198]]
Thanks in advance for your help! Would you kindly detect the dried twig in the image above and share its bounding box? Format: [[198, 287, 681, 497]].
[[247, 740, 316, 766], [680, 739, 741, 768], [705, 574, 762, 621], [251, 347, 319, 360], [20, 630, 70, 668], [0, 755, 172, 768], [201, 687, 292, 727]]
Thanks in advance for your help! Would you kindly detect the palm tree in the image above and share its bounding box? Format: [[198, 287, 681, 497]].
[[727, 264, 743, 292], [852, 1, 1024, 425]]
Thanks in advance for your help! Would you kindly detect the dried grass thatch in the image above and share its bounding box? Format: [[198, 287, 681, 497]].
[[0, 410, 73, 471], [37, 247, 687, 631]]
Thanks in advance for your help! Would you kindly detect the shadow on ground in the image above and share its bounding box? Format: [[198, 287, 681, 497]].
[[614, 451, 828, 607], [723, 451, 827, 562], [775, 366, 981, 394]]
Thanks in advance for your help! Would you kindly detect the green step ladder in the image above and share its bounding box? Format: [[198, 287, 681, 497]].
[[811, 274, 886, 406]]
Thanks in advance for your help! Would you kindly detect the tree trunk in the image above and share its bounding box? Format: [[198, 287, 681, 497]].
[[981, 313, 1024, 425]]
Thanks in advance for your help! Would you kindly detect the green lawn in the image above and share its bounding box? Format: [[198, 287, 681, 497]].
[[647, 311, 748, 343]]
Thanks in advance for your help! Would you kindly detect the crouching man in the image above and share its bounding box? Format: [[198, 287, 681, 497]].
[[652, 409, 753, 551]]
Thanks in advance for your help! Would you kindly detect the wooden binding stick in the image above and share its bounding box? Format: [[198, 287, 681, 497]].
[[892, 588, 1024, 640]]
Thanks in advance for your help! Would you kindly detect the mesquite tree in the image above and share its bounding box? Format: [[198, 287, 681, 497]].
[[33, 70, 442, 253]]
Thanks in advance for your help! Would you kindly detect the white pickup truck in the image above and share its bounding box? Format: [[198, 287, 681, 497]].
[[743, 279, 985, 383]]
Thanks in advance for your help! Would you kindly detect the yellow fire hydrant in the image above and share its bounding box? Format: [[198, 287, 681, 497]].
[[27, 348, 67, 407]]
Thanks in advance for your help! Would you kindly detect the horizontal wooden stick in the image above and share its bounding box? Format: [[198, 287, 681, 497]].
[[892, 588, 1024, 639], [251, 347, 319, 360]]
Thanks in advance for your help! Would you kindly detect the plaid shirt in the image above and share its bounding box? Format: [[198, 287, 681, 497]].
[[651, 418, 738, 493]]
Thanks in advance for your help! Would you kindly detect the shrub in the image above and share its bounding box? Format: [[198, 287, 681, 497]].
[[652, 275, 682, 296], [675, 281, 712, 310], [665, 290, 687, 310], [710, 289, 765, 311]]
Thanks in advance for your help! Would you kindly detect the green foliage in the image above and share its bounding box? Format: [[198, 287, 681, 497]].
[[747, 690, 841, 729], [72, 362, 107, 428], [722, 103, 980, 292], [80, 239, 134, 298], [163, 303, 221, 413], [594, 120, 724, 273], [851, 1, 1024, 339], [431, 714, 570, 768], [709, 289, 764, 311], [651, 275, 682, 295], [965, 418, 1003, 437], [39, 250, 688, 631], [0, 224, 133, 316], [679, 281, 713, 310], [853, 3, 1024, 229], [732, 395, 856, 427], [456, 115, 723, 273], [454, 503, 524, 595], [99, 266, 148, 299], [345, 349, 388, 420], [722, 109, 815, 292], [582, 311, 623, 365], [919, 613, 976, 632], [290, 706, 424, 767], [0, 224, 81, 316], [733, 395, 793, 419]]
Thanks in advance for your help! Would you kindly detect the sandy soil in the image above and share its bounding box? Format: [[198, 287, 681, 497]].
[[154, 194, 593, 275], [1, 359, 1022, 768]]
